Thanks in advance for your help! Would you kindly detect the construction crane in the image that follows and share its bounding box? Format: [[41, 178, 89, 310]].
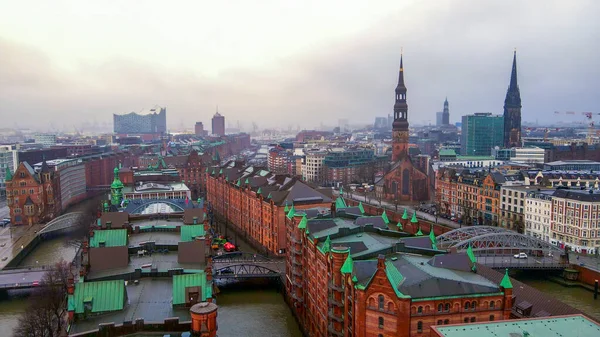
[[553, 111, 599, 144]]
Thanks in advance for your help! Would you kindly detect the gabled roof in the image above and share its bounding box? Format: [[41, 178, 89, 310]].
[[281, 180, 332, 206], [69, 280, 125, 314]]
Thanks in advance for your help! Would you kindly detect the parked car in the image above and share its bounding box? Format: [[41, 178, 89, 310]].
[[223, 242, 236, 252], [514, 252, 528, 259]]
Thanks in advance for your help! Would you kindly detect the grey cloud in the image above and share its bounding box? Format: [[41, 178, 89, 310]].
[[0, 0, 599, 132]]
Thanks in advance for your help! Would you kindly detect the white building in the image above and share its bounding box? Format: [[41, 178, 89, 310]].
[[551, 189, 600, 254], [33, 133, 57, 147], [524, 190, 553, 242], [302, 150, 327, 183], [511, 147, 545, 164]]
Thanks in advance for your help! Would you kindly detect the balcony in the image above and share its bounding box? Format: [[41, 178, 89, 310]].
[[328, 310, 344, 322]]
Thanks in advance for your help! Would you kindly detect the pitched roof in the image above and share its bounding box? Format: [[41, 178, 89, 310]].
[[69, 280, 125, 314], [180, 225, 206, 242], [89, 229, 127, 248], [340, 255, 353, 274], [172, 272, 211, 305], [499, 268, 513, 289]]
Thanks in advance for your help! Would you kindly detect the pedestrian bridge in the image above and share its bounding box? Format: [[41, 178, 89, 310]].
[[437, 226, 568, 270], [212, 252, 284, 279], [38, 212, 85, 236]]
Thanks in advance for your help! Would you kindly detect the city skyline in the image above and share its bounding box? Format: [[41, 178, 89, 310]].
[[1, 0, 599, 131]]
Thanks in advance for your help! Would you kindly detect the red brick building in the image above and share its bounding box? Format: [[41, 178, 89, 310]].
[[285, 201, 513, 337], [5, 161, 60, 225], [379, 56, 431, 203], [205, 161, 332, 256]]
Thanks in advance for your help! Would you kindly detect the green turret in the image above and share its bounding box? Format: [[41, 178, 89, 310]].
[[5, 166, 13, 181], [110, 167, 124, 206]]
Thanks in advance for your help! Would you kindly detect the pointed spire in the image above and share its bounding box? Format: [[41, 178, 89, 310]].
[[358, 202, 365, 214], [396, 53, 406, 92], [284, 203, 289, 213], [429, 225, 436, 244], [397, 222, 403, 231], [500, 268, 513, 289], [402, 209, 408, 220], [256, 187, 262, 195], [340, 254, 354, 274], [322, 235, 331, 254], [410, 212, 418, 223], [236, 179, 241, 187], [297, 214, 307, 229], [5, 166, 12, 181], [466, 242, 477, 264], [245, 178, 250, 184], [415, 226, 423, 236], [267, 192, 272, 199], [339, 186, 343, 196], [287, 204, 296, 219], [504, 50, 521, 107], [219, 168, 223, 175], [509, 50, 518, 91], [381, 210, 390, 224]]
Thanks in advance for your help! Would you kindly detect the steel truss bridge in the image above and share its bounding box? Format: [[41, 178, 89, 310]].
[[38, 212, 85, 235], [212, 252, 284, 279], [437, 226, 568, 270]]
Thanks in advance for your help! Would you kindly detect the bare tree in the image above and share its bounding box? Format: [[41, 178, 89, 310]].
[[14, 259, 72, 337]]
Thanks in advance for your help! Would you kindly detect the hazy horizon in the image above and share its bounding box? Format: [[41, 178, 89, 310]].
[[1, 0, 599, 132]]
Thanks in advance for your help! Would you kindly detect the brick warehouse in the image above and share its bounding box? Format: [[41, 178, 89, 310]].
[[205, 161, 332, 256], [285, 198, 513, 337]]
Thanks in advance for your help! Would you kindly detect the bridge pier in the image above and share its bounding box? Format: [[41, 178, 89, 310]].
[[0, 289, 8, 300]]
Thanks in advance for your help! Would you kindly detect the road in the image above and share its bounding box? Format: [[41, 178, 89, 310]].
[[0, 269, 47, 289], [0, 201, 9, 220], [0, 223, 43, 270], [476, 255, 565, 269], [336, 191, 461, 229]]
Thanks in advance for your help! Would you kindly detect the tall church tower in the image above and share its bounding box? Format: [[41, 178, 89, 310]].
[[442, 97, 450, 125], [503, 51, 522, 148], [392, 55, 409, 162]]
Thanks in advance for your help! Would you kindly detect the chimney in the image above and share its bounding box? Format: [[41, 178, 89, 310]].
[[330, 202, 336, 218]]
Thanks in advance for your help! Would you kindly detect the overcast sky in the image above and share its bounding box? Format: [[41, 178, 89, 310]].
[[1, 0, 598, 132]]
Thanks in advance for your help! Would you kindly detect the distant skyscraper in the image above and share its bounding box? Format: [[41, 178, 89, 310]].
[[503, 51, 522, 148], [113, 106, 167, 135], [436, 112, 443, 126], [461, 113, 504, 156], [195, 122, 206, 137], [212, 111, 225, 136], [442, 97, 450, 125]]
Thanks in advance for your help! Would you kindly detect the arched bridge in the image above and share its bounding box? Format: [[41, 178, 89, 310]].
[[437, 226, 568, 270], [212, 252, 284, 279], [38, 212, 85, 235]]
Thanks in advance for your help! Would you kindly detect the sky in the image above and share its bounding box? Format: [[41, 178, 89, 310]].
[[0, 0, 599, 132]]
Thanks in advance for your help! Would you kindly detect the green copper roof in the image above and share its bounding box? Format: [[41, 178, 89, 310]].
[[236, 179, 241, 187], [340, 254, 353, 274], [267, 192, 272, 199], [382, 210, 390, 224], [298, 214, 307, 229], [70, 280, 125, 314], [402, 209, 408, 220], [385, 260, 407, 298], [335, 197, 347, 209], [4, 167, 12, 181], [410, 212, 418, 223], [89, 229, 127, 248], [286, 204, 296, 219], [211, 169, 215, 175], [284, 203, 289, 213], [219, 168, 223, 174], [466, 243, 477, 264], [339, 186, 343, 196], [415, 226, 423, 236], [320, 235, 331, 254], [257, 187, 262, 194], [429, 225, 437, 248], [172, 272, 211, 305], [500, 269, 513, 289], [397, 222, 403, 230], [358, 202, 365, 214], [225, 176, 229, 182], [205, 167, 209, 173], [180, 225, 206, 242], [245, 178, 249, 184]]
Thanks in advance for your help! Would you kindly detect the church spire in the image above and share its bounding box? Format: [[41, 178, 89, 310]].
[[509, 51, 519, 92], [503, 50, 522, 148], [396, 54, 406, 93], [392, 52, 409, 161]]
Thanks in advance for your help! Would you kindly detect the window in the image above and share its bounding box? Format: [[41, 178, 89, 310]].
[[444, 303, 450, 312], [471, 301, 477, 309], [444, 319, 449, 325], [438, 304, 443, 312], [378, 295, 384, 310], [464, 302, 470, 310], [470, 317, 476, 323], [437, 320, 443, 325], [378, 317, 384, 329], [417, 306, 423, 314], [489, 301, 495, 309], [464, 317, 469, 323], [490, 315, 495, 321], [417, 321, 423, 333]]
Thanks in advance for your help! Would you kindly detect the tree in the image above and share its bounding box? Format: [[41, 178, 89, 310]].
[[14, 259, 72, 337]]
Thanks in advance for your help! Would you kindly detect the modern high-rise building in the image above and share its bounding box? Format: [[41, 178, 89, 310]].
[[194, 122, 206, 137], [436, 112, 443, 126], [503, 51, 522, 148], [113, 106, 167, 135], [0, 145, 19, 199], [461, 113, 505, 156], [33, 133, 57, 147], [442, 97, 450, 125], [211, 112, 225, 136]]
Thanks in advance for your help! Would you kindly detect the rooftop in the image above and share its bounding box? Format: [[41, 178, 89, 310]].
[[89, 229, 128, 248], [432, 314, 600, 337]]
